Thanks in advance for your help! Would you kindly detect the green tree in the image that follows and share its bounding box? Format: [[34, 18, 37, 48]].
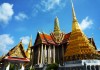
[[46, 63, 58, 70], [10, 64, 14, 70]]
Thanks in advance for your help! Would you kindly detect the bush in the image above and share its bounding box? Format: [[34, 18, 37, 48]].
[[46, 63, 58, 70], [10, 64, 14, 70]]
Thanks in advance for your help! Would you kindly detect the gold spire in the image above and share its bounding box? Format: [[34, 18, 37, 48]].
[[54, 16, 61, 33], [71, 0, 77, 21], [26, 35, 32, 59], [28, 35, 32, 48], [71, 0, 81, 32]]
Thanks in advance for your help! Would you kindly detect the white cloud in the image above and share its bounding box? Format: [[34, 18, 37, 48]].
[[0, 3, 14, 24], [41, 0, 66, 12], [41, 0, 60, 11], [20, 36, 30, 45], [0, 34, 14, 55], [15, 13, 28, 21], [80, 17, 93, 30], [32, 0, 66, 15]]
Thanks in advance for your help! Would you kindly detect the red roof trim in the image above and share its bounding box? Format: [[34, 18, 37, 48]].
[[4, 56, 30, 62]]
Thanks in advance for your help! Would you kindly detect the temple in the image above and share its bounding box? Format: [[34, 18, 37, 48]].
[[0, 0, 100, 70], [31, 0, 100, 70], [0, 38, 32, 70], [32, 17, 67, 66]]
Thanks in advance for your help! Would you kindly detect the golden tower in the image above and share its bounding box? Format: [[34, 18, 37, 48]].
[[26, 36, 32, 59], [54, 16, 61, 33], [51, 17, 65, 44], [64, 0, 100, 61]]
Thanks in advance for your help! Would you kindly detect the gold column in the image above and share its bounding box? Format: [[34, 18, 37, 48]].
[[53, 45, 55, 63]]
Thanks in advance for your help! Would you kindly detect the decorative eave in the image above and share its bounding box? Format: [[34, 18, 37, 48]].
[[4, 56, 30, 62]]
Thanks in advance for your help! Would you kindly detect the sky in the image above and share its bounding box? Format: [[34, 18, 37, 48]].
[[0, 0, 100, 56]]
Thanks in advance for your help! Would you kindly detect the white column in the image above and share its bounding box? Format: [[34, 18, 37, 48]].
[[41, 44, 43, 64], [20, 64, 24, 70], [53, 45, 55, 63], [90, 65, 91, 70], [38, 46, 40, 64], [48, 46, 51, 64], [94, 65, 96, 70], [43, 44, 44, 64], [44, 45, 47, 63], [6, 63, 10, 70]]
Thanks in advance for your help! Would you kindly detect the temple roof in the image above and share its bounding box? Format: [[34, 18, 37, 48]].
[[62, 32, 71, 43], [34, 32, 56, 45], [34, 31, 72, 46], [6, 41, 27, 58], [88, 38, 97, 50], [0, 41, 29, 63]]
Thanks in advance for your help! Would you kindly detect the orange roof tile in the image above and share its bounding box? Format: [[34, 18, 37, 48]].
[[62, 32, 71, 43], [44, 34, 55, 44], [39, 33, 55, 45]]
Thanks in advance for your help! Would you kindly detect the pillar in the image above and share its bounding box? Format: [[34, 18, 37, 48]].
[[6, 63, 10, 70], [90, 65, 91, 70], [20, 64, 24, 70], [3, 62, 6, 70], [48, 46, 51, 64], [53, 45, 55, 63], [62, 45, 64, 64], [44, 45, 47, 63], [43, 44, 44, 64], [84, 62, 87, 70], [38, 46, 40, 64], [18, 63, 20, 70], [94, 65, 96, 70], [31, 48, 34, 67], [41, 44, 43, 64], [14, 64, 16, 70]]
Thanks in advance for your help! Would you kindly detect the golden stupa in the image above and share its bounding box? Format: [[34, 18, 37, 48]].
[[64, 0, 100, 61]]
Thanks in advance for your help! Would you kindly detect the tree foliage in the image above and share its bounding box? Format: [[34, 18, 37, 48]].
[[46, 63, 58, 70]]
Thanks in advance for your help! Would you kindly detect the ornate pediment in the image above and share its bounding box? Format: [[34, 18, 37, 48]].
[[7, 42, 26, 58]]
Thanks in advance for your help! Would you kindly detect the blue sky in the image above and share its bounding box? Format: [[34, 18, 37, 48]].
[[0, 0, 100, 56]]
